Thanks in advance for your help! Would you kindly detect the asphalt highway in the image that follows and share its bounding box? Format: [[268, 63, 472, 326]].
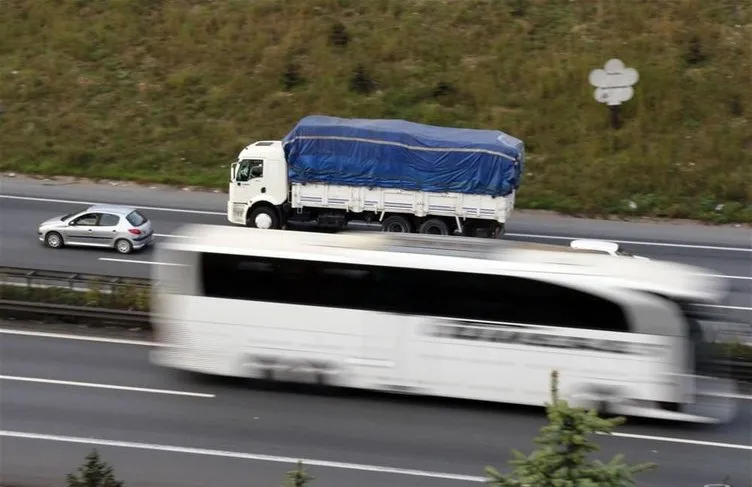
[[0, 328, 751, 487], [2, 178, 750, 324], [1, 176, 751, 486]]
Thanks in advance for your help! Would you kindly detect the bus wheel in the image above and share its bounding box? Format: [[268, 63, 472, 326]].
[[381, 215, 414, 233], [419, 218, 451, 235], [247, 206, 280, 230]]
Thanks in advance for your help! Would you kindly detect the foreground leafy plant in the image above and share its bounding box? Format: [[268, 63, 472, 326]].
[[485, 370, 656, 486], [282, 461, 315, 487], [66, 449, 124, 487]]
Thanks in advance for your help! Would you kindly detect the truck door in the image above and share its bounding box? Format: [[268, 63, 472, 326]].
[[231, 159, 265, 205]]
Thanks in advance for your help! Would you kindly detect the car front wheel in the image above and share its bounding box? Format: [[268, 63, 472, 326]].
[[45, 232, 64, 249]]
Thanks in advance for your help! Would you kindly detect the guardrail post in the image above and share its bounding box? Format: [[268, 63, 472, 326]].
[[110, 277, 120, 306], [24, 270, 35, 289]]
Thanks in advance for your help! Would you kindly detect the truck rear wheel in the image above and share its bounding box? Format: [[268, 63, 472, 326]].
[[489, 222, 505, 239], [247, 206, 280, 230], [381, 215, 414, 233], [418, 218, 451, 235]]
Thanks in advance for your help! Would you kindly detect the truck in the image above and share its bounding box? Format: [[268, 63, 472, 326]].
[[226, 115, 525, 238]]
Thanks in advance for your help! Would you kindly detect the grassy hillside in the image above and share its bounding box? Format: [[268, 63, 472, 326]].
[[1, 0, 750, 222]]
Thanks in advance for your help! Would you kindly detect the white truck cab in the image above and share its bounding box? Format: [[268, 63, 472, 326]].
[[228, 141, 289, 228]]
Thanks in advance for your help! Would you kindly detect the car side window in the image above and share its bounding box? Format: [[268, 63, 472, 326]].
[[98, 213, 120, 227], [71, 213, 99, 226]]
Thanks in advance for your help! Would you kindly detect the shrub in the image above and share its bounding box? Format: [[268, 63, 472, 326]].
[[486, 370, 656, 486], [66, 449, 123, 487]]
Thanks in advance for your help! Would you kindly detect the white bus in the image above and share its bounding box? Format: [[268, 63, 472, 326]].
[[150, 225, 740, 423]]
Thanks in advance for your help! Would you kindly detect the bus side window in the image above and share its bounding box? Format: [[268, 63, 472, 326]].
[[380, 267, 630, 333], [197, 252, 629, 334]]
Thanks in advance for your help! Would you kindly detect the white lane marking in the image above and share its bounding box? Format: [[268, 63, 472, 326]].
[[506, 232, 752, 253], [0, 430, 486, 482], [2, 328, 752, 398], [699, 273, 752, 281], [0, 194, 226, 216], [0, 375, 214, 398], [704, 392, 752, 401], [697, 304, 752, 311], [0, 328, 155, 346], [596, 431, 752, 451], [3, 193, 750, 251], [98, 257, 186, 266]]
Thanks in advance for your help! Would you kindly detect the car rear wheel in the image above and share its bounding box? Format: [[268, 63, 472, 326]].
[[45, 232, 64, 249], [115, 238, 133, 254]]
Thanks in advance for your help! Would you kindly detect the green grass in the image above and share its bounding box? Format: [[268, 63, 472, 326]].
[[1, 0, 750, 222]]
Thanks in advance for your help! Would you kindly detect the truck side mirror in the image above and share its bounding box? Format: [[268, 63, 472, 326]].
[[230, 162, 238, 181]]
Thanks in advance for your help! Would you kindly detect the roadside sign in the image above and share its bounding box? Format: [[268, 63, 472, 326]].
[[589, 59, 639, 106]]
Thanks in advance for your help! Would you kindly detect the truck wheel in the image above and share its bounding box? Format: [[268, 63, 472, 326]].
[[488, 222, 505, 239], [247, 206, 280, 230], [381, 215, 414, 233], [418, 218, 451, 235]]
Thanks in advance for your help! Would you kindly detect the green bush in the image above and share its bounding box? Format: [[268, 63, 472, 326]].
[[1, 0, 750, 221], [0, 284, 149, 311], [486, 370, 656, 486], [711, 341, 752, 361], [283, 461, 315, 487], [66, 449, 123, 487]]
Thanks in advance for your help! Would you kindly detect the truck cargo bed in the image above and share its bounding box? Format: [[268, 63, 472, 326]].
[[291, 183, 514, 223]]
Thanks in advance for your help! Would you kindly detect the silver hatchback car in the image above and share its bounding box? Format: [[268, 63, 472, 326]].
[[38, 205, 155, 254]]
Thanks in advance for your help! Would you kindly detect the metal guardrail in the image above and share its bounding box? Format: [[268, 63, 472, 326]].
[[705, 360, 752, 384], [0, 266, 150, 323], [0, 266, 150, 291], [0, 300, 150, 328]]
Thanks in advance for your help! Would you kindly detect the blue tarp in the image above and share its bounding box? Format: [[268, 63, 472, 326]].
[[281, 115, 524, 197]]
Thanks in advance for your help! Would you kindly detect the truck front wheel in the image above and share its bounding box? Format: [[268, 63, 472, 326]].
[[247, 206, 280, 230]]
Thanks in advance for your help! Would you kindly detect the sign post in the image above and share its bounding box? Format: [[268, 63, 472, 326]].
[[588, 59, 639, 129]]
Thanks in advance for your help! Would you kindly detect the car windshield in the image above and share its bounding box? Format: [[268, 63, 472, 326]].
[[126, 210, 147, 226]]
